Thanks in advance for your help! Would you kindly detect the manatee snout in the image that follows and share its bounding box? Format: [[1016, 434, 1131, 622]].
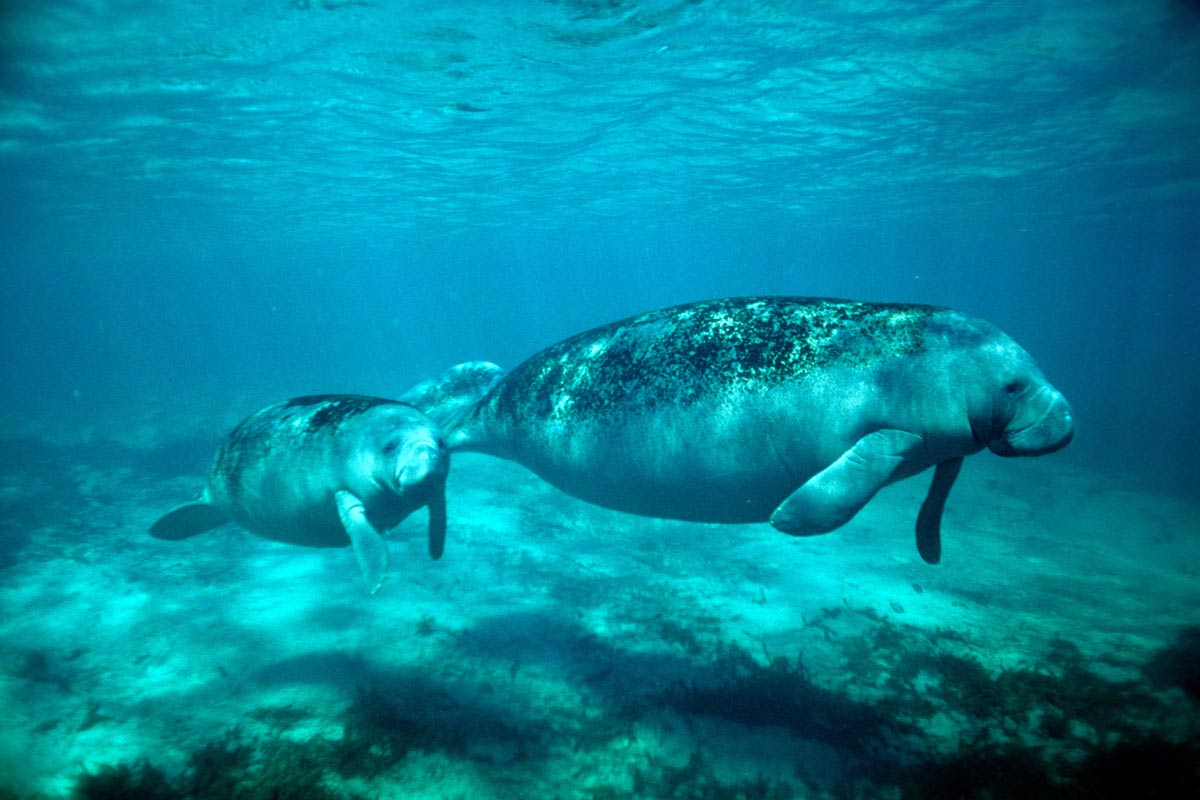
[[395, 436, 448, 488], [393, 433, 450, 564], [992, 386, 1074, 457]]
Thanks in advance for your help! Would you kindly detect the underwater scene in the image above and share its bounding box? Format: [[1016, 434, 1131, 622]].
[[1, 2, 1198, 798]]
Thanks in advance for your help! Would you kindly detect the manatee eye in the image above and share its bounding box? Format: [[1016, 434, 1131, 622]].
[[382, 441, 399, 455], [1004, 380, 1026, 396], [437, 437, 446, 450]]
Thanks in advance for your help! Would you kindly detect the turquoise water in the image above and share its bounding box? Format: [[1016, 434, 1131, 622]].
[[4, 2, 1197, 233], [1, 2, 1198, 797], [3, 0, 1198, 492]]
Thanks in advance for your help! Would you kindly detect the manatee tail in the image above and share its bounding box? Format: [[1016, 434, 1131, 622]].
[[150, 500, 230, 540], [401, 361, 505, 437]]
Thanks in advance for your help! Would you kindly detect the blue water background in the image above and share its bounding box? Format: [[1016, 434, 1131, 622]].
[[1, 0, 1198, 498]]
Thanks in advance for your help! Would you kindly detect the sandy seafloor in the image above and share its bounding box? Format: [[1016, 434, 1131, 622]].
[[1, 395, 1198, 799]]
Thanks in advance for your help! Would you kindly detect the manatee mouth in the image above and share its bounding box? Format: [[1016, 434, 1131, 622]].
[[990, 390, 1075, 457]]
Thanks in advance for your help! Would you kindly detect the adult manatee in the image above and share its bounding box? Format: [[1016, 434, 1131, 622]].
[[404, 297, 1074, 563]]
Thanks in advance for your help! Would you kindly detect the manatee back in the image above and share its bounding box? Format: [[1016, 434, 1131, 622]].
[[482, 296, 946, 426], [208, 396, 392, 494]]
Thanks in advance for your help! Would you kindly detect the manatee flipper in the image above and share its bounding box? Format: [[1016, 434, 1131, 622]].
[[914, 457, 963, 565], [150, 500, 230, 540], [770, 429, 924, 536], [426, 487, 447, 560], [335, 490, 388, 594], [401, 361, 506, 433]]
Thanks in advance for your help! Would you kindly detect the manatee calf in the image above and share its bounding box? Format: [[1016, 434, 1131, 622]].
[[150, 395, 449, 592], [404, 297, 1074, 563]]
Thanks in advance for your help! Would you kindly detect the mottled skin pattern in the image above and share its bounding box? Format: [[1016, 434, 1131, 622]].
[[488, 297, 935, 426], [446, 297, 1074, 549]]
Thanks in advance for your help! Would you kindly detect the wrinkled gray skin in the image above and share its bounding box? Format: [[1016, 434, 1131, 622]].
[[405, 297, 1074, 564], [150, 395, 449, 593]]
